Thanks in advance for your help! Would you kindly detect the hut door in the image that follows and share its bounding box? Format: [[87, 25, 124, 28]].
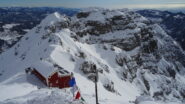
[[58, 79, 63, 88]]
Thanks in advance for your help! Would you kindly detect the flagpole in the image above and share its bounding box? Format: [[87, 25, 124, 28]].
[[94, 65, 99, 104]]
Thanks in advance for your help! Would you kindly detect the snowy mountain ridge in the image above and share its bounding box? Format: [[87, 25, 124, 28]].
[[0, 8, 185, 104], [137, 10, 185, 50]]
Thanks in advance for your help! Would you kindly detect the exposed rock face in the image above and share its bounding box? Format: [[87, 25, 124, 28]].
[[80, 61, 97, 81]]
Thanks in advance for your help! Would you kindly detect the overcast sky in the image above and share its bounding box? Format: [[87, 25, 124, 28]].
[[0, 0, 185, 9]]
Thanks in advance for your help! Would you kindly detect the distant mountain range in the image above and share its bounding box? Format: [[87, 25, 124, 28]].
[[0, 7, 79, 34]]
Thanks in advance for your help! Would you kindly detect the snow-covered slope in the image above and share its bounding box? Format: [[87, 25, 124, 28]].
[[0, 9, 185, 104]]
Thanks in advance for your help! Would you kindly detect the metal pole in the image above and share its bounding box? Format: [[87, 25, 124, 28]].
[[94, 65, 99, 104]]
